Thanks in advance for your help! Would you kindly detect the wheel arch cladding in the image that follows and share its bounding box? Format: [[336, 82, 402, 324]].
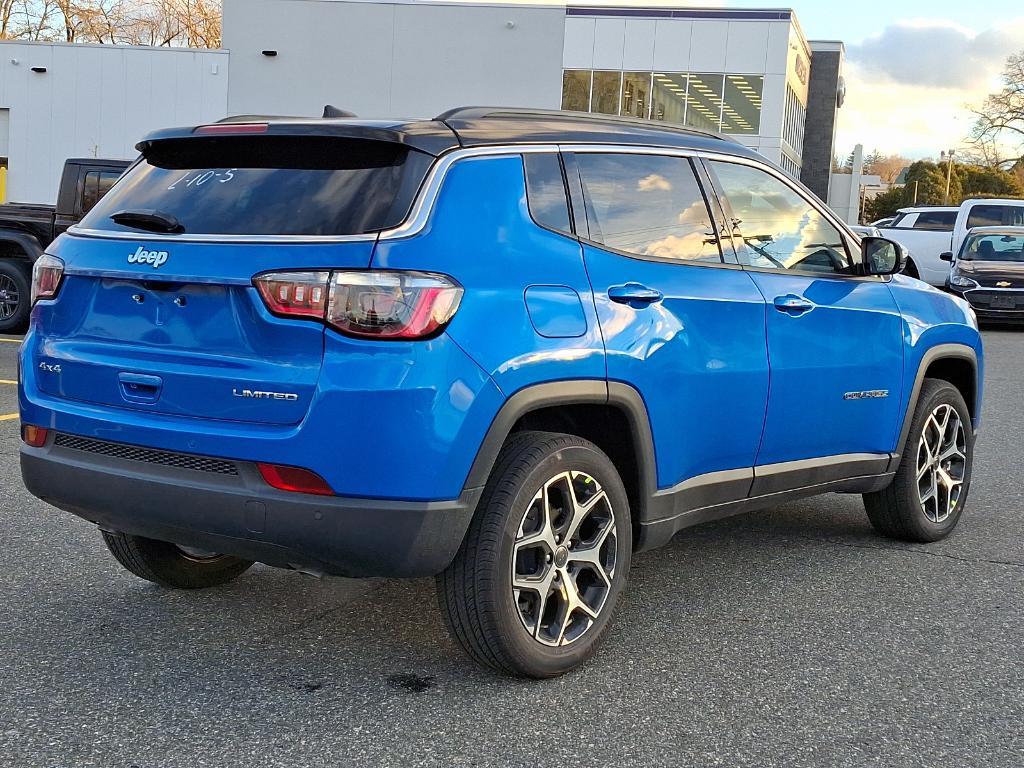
[[0, 231, 44, 263], [896, 343, 980, 459], [461, 381, 659, 540], [924, 356, 977, 421]]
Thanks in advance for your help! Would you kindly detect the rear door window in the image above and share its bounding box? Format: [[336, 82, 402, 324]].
[[575, 153, 722, 263], [913, 211, 956, 231], [80, 136, 433, 236], [81, 170, 123, 214]]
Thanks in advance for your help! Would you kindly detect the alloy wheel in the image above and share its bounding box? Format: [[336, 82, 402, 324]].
[[511, 470, 618, 647], [0, 275, 19, 321], [916, 403, 967, 523]]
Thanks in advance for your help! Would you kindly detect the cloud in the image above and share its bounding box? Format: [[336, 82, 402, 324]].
[[637, 173, 672, 192], [849, 18, 1024, 90], [836, 61, 972, 159], [837, 18, 1024, 158]]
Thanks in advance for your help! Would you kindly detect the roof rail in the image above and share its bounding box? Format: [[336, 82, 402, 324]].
[[433, 106, 732, 143]]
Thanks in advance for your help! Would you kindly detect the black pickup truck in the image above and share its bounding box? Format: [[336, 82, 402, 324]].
[[0, 158, 130, 332]]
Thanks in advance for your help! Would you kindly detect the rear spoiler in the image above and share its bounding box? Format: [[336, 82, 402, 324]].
[[136, 120, 459, 157]]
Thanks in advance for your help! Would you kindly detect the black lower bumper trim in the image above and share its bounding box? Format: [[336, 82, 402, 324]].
[[21, 442, 480, 578]]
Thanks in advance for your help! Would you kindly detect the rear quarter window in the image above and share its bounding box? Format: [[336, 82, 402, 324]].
[[966, 204, 1024, 229], [80, 136, 433, 236], [523, 153, 572, 235]]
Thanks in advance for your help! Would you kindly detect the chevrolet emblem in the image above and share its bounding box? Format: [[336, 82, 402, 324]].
[[997, 281, 1012, 288]]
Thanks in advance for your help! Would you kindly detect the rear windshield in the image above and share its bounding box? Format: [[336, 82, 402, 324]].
[[80, 136, 433, 236]]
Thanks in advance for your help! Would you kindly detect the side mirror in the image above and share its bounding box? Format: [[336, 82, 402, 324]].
[[861, 237, 906, 276], [939, 251, 954, 262]]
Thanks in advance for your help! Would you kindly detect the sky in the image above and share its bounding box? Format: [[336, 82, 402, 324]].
[[720, 0, 1024, 161]]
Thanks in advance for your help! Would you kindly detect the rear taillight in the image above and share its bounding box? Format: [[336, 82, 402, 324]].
[[254, 271, 330, 320], [257, 463, 334, 496], [31, 255, 64, 304], [21, 425, 48, 447], [253, 270, 462, 340]]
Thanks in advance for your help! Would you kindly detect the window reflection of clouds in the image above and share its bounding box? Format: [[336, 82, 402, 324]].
[[638, 173, 672, 192], [579, 154, 720, 264], [711, 161, 847, 273]]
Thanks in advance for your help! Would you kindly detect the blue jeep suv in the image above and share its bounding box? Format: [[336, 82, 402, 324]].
[[20, 108, 983, 678]]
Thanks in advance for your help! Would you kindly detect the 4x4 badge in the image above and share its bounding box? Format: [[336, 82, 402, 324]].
[[128, 246, 169, 269]]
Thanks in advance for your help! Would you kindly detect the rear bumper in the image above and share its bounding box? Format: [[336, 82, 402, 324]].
[[21, 435, 480, 578]]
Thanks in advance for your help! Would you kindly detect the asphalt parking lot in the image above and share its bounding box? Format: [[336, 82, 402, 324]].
[[1, 331, 1022, 768]]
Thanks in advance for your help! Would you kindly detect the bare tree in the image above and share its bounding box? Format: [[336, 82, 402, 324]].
[[0, 0, 220, 46], [0, 0, 19, 38], [870, 154, 911, 185], [970, 52, 1024, 166], [159, 0, 219, 48]]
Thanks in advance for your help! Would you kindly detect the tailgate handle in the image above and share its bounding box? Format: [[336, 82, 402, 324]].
[[118, 372, 163, 404]]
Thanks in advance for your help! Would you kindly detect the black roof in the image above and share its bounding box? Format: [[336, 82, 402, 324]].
[[138, 106, 756, 160]]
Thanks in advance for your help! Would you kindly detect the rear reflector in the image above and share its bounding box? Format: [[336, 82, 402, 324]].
[[194, 123, 269, 136], [21, 425, 48, 447], [257, 463, 334, 496]]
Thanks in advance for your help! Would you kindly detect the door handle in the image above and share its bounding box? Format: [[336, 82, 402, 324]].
[[608, 283, 663, 307], [119, 372, 163, 404], [773, 294, 814, 316]]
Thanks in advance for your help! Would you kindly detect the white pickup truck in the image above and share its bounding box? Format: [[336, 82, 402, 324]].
[[876, 199, 1024, 286]]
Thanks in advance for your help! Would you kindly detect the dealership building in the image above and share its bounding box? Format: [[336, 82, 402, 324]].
[[0, 0, 845, 207]]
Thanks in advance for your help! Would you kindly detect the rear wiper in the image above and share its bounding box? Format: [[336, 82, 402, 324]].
[[110, 209, 185, 234]]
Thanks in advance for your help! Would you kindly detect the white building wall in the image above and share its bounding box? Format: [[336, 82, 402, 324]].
[[223, 0, 566, 119], [560, 13, 801, 166], [0, 40, 229, 204]]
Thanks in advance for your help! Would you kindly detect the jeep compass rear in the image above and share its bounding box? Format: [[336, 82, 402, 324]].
[[21, 120, 491, 576], [21, 110, 983, 678]]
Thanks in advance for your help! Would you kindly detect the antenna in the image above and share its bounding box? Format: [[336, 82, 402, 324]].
[[323, 105, 357, 119]]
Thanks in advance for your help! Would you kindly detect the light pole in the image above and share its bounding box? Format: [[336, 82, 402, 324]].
[[941, 149, 956, 205]]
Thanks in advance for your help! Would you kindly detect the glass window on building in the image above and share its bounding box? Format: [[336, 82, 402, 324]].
[[562, 70, 592, 112], [591, 71, 622, 115], [684, 74, 724, 132], [783, 84, 806, 157], [651, 73, 687, 124], [722, 75, 762, 135], [620, 72, 651, 119], [559, 70, 764, 137]]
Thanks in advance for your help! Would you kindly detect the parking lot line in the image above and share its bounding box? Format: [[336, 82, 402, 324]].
[[0, 414, 18, 421], [0, 380, 16, 385], [0, 338, 22, 344]]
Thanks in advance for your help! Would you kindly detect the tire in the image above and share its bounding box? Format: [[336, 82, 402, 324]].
[[863, 379, 974, 542], [438, 431, 632, 678], [101, 530, 254, 589], [0, 260, 32, 334]]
